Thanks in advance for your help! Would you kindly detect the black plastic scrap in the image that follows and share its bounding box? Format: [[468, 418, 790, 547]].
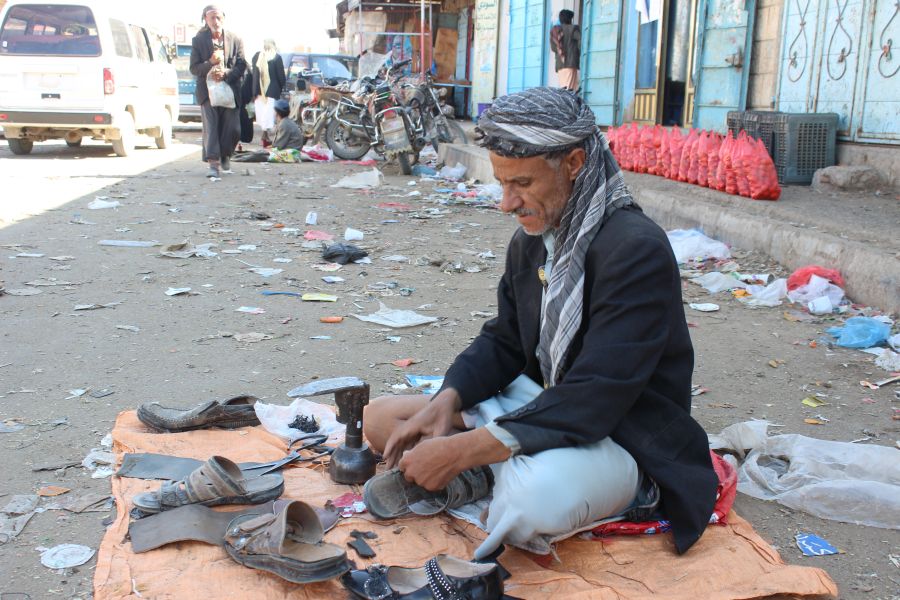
[[322, 243, 368, 265], [288, 414, 319, 433], [347, 530, 378, 558]]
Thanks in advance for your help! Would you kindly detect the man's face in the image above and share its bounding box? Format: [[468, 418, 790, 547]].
[[204, 10, 224, 35], [490, 149, 584, 235]]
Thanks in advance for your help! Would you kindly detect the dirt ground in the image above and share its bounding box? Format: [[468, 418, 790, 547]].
[[0, 129, 898, 600]]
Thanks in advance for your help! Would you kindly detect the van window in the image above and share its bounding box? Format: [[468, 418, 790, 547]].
[[109, 19, 131, 57], [0, 4, 100, 56], [129, 24, 151, 62]]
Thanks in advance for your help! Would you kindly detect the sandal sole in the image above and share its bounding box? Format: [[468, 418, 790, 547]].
[[132, 480, 284, 514]]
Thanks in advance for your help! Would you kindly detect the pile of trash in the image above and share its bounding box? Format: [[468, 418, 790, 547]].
[[608, 125, 781, 200]]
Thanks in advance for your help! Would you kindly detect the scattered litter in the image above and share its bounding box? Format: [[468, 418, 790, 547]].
[[795, 533, 840, 557], [305, 230, 334, 241], [248, 267, 283, 277], [391, 358, 419, 367], [37, 486, 70, 497], [2, 495, 39, 515], [438, 162, 467, 181], [73, 301, 121, 310], [165, 287, 192, 296], [331, 168, 382, 189], [88, 198, 121, 209], [690, 272, 748, 294], [322, 276, 345, 283], [470, 311, 495, 318], [667, 229, 730, 263], [806, 295, 834, 315], [860, 375, 900, 389], [412, 164, 437, 176], [301, 293, 338, 302], [350, 302, 438, 328], [381, 255, 409, 262], [159, 241, 217, 259], [827, 317, 891, 348], [305, 211, 318, 225], [91, 389, 114, 398], [40, 544, 95, 569], [310, 336, 332, 340], [49, 255, 75, 261], [691, 384, 709, 396], [344, 228, 364, 241], [322, 243, 368, 265], [233, 332, 273, 343], [739, 278, 788, 307], [404, 375, 444, 393], [801, 397, 828, 408], [313, 263, 343, 272], [689, 303, 720, 312], [0, 421, 25, 433], [25, 278, 73, 287], [320, 316, 343, 323], [329, 492, 366, 518], [273, 257, 292, 263], [787, 274, 845, 307], [82, 448, 115, 479], [874, 349, 900, 372], [66, 389, 89, 399], [98, 240, 160, 248], [70, 216, 96, 225], [235, 306, 265, 314], [5, 288, 42, 296], [804, 417, 827, 425], [260, 291, 302, 297], [14, 252, 44, 258]]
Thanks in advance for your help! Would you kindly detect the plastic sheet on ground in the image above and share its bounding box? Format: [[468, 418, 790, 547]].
[[739, 278, 788, 307], [710, 420, 900, 530], [331, 168, 383, 189], [786, 274, 845, 306], [827, 316, 892, 348], [690, 271, 748, 294], [349, 302, 437, 328], [666, 229, 730, 264], [94, 411, 837, 599], [438, 162, 467, 181]]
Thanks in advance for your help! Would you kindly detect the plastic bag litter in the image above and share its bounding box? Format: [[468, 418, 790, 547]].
[[87, 198, 121, 210], [331, 168, 382, 189], [159, 241, 217, 259], [477, 183, 503, 201], [714, 421, 900, 530], [874, 349, 900, 371], [787, 265, 845, 291], [826, 316, 891, 349], [787, 274, 845, 306], [690, 272, 748, 294], [889, 333, 900, 352], [253, 397, 345, 445], [344, 228, 364, 241], [666, 229, 730, 264], [438, 162, 467, 181], [322, 243, 368, 265], [739, 278, 787, 307], [301, 144, 333, 162], [350, 301, 438, 328], [40, 543, 95, 569]]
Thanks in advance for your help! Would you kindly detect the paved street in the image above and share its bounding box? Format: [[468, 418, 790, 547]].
[[0, 132, 897, 599]]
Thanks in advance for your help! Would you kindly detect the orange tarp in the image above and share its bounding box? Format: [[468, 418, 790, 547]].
[[95, 412, 838, 599]]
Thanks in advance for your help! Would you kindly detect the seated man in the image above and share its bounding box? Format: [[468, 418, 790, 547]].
[[271, 99, 304, 151], [364, 87, 718, 559]]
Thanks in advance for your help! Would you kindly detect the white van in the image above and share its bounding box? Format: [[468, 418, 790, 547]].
[[0, 1, 179, 156]]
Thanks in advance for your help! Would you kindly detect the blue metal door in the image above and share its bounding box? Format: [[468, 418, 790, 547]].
[[777, 0, 823, 114], [692, 0, 757, 131], [852, 0, 900, 142], [507, 0, 547, 93], [580, 0, 623, 125]]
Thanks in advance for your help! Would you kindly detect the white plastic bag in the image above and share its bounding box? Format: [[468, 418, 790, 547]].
[[740, 278, 788, 307], [666, 229, 730, 264], [350, 302, 438, 328], [787, 274, 844, 306], [207, 72, 235, 108], [253, 398, 345, 445], [438, 162, 467, 181], [331, 168, 383, 189], [690, 272, 748, 294]]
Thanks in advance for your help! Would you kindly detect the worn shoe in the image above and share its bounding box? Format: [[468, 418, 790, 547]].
[[342, 555, 504, 599], [224, 500, 351, 584], [206, 166, 221, 178], [364, 466, 493, 519], [221, 156, 232, 173], [137, 394, 260, 432]]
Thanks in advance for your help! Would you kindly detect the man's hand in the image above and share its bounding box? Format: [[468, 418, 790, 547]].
[[399, 428, 512, 491], [210, 49, 223, 65], [382, 388, 461, 469], [210, 65, 225, 81]]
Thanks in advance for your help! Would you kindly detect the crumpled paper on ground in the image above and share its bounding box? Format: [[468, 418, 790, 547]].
[[710, 420, 900, 529], [350, 302, 438, 328]]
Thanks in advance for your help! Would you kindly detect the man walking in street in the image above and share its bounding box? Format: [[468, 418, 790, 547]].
[[190, 5, 246, 178], [550, 9, 581, 91], [363, 87, 718, 560]]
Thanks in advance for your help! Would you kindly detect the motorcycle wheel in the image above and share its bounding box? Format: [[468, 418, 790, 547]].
[[325, 116, 370, 160], [397, 152, 414, 176]]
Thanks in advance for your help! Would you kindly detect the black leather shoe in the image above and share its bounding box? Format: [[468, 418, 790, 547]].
[[342, 555, 504, 599]]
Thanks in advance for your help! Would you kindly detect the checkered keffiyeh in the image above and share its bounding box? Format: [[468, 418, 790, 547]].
[[476, 87, 637, 385]]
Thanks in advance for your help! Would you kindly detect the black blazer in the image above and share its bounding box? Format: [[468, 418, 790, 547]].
[[189, 29, 246, 106], [251, 52, 286, 100], [442, 206, 718, 554]]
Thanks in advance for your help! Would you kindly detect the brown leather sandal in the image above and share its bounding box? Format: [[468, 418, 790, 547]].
[[131, 455, 283, 514], [224, 500, 351, 584]]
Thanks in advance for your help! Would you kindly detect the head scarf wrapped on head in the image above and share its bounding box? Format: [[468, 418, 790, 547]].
[[476, 87, 638, 386]]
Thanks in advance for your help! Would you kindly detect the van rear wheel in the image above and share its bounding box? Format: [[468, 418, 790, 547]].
[[155, 111, 172, 149], [66, 137, 83, 148], [112, 113, 136, 157], [8, 139, 33, 155]]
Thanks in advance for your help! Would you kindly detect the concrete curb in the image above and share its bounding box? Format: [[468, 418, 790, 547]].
[[436, 142, 899, 313]]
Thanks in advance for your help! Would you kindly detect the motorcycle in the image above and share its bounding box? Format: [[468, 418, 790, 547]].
[[395, 70, 467, 154], [290, 78, 352, 147]]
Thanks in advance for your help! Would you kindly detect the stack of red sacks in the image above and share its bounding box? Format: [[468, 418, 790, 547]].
[[606, 124, 781, 200]]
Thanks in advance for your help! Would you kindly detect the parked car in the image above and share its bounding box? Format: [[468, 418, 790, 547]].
[[279, 52, 357, 97], [173, 43, 200, 122], [0, 0, 178, 155]]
